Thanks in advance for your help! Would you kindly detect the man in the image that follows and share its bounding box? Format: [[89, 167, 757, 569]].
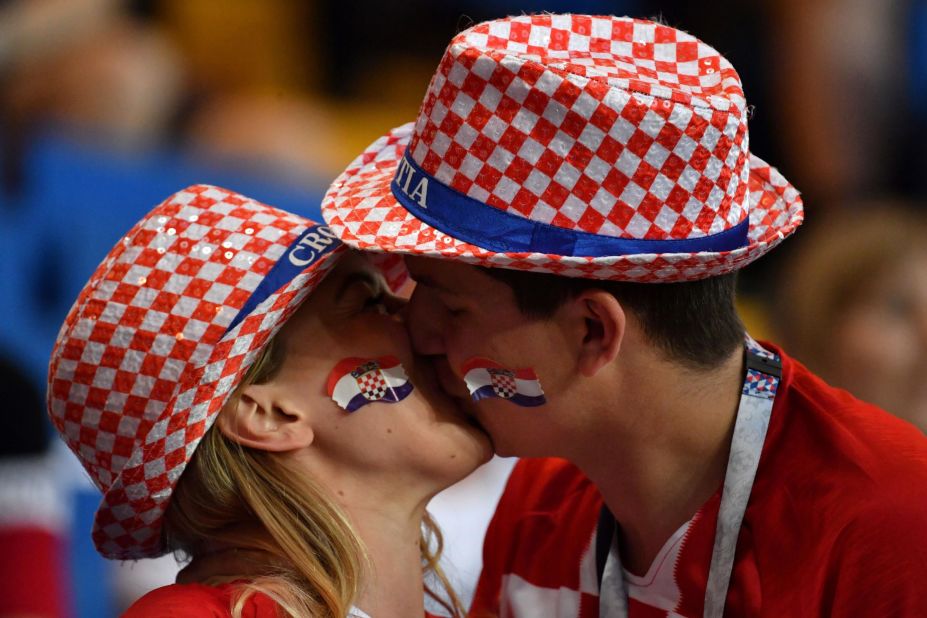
[[322, 13, 927, 617]]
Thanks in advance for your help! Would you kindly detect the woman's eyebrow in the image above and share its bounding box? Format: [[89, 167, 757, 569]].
[[335, 271, 383, 301]]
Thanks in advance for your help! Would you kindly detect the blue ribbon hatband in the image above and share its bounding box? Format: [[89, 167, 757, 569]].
[[224, 224, 341, 335], [390, 151, 749, 257]]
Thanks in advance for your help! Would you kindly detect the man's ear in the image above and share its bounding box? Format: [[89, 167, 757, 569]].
[[216, 383, 313, 452], [569, 289, 626, 378]]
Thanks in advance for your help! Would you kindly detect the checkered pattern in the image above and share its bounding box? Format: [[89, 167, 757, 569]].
[[46, 185, 346, 559], [743, 370, 779, 400], [743, 335, 781, 400], [368, 252, 408, 291], [322, 15, 803, 282], [489, 370, 518, 399], [358, 368, 389, 401]]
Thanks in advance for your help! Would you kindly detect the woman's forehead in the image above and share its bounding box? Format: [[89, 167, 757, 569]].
[[283, 252, 383, 327]]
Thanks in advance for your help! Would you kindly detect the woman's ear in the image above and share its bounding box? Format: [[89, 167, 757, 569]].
[[569, 289, 626, 378], [216, 383, 314, 452]]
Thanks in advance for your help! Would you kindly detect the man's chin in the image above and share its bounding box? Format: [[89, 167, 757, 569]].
[[449, 394, 486, 429]]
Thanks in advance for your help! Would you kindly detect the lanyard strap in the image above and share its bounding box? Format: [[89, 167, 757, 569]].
[[596, 505, 628, 617], [597, 339, 781, 618]]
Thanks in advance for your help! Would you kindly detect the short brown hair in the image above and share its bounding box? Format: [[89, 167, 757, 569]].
[[482, 268, 744, 369]]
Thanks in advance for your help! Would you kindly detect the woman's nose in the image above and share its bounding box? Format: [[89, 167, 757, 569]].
[[384, 292, 407, 317]]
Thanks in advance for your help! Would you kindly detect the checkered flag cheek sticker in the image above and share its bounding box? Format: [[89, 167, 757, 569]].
[[489, 369, 518, 399], [359, 371, 389, 400], [47, 185, 345, 558], [326, 357, 415, 413], [461, 357, 546, 407]]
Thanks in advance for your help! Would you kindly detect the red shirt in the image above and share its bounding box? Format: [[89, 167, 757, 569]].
[[124, 581, 445, 617], [123, 583, 280, 617], [471, 345, 927, 617]]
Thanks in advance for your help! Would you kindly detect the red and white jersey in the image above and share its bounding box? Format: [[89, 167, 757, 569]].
[[470, 344, 927, 617]]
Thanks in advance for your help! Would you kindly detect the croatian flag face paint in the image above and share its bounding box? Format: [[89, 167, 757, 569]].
[[461, 357, 546, 407], [326, 356, 414, 413]]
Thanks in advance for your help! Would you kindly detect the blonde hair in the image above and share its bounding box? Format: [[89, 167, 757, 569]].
[[164, 339, 465, 617]]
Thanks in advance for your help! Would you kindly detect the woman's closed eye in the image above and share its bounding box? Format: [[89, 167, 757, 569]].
[[364, 291, 390, 315], [335, 269, 407, 317], [355, 282, 405, 316]]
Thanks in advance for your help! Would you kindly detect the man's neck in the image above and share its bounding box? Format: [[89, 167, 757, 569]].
[[569, 346, 745, 576]]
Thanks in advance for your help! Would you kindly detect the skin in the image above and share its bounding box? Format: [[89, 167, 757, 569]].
[[830, 249, 927, 432], [404, 256, 745, 576], [215, 251, 492, 617]]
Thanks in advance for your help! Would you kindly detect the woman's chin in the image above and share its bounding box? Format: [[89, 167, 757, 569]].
[[445, 400, 495, 460], [461, 429, 494, 472], [464, 424, 495, 471]]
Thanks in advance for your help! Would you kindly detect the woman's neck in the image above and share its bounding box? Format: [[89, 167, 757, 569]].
[[177, 507, 433, 617], [347, 501, 430, 618]]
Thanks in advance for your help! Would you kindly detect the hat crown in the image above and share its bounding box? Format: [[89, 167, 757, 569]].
[[321, 13, 802, 285], [453, 15, 744, 109], [47, 187, 321, 494], [404, 14, 751, 244]]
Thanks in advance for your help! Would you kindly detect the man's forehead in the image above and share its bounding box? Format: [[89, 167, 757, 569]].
[[404, 256, 490, 295]]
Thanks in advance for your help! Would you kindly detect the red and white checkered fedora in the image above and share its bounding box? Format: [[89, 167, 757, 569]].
[[322, 14, 803, 282], [47, 185, 354, 559]]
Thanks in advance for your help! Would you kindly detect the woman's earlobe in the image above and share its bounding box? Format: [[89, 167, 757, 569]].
[[574, 291, 625, 378], [216, 386, 314, 452]]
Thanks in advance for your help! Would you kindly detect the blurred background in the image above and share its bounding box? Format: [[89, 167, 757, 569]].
[[2, 0, 926, 616]]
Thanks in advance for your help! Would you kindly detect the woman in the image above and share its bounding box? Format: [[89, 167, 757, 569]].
[[774, 204, 927, 432], [47, 185, 492, 617]]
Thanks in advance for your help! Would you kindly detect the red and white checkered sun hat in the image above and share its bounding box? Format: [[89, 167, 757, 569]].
[[321, 14, 803, 282], [47, 185, 354, 559]]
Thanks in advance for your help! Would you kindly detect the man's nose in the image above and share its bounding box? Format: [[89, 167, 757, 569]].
[[405, 288, 447, 356]]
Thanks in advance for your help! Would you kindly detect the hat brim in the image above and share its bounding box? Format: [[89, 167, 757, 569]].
[[92, 240, 346, 559], [322, 123, 803, 282]]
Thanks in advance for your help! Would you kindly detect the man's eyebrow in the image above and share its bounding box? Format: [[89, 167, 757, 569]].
[[335, 271, 383, 301]]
